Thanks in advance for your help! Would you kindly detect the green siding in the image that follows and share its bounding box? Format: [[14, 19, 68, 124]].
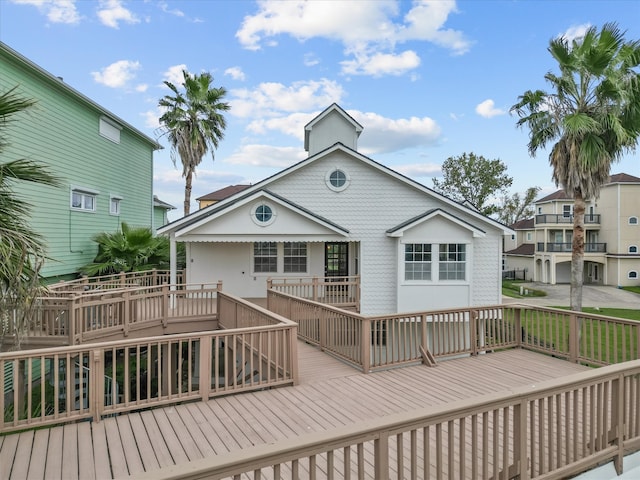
[[0, 44, 156, 278], [154, 206, 169, 231]]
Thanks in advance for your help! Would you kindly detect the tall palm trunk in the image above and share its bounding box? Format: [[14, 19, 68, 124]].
[[184, 169, 193, 216], [570, 194, 586, 311]]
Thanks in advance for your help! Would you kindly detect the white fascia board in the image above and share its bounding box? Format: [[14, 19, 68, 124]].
[[387, 210, 487, 238], [174, 190, 348, 239]]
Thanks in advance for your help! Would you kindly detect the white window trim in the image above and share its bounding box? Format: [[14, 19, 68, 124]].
[[251, 202, 276, 226], [325, 168, 350, 192], [110, 195, 123, 216], [99, 116, 122, 144], [70, 186, 99, 212], [252, 241, 278, 274], [283, 242, 308, 274], [403, 243, 432, 282], [400, 242, 470, 285]]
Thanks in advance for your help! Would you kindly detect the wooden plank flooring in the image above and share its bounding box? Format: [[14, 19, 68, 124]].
[[1, 343, 589, 479]]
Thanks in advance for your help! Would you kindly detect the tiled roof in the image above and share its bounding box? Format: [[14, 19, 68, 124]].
[[505, 244, 535, 256], [608, 173, 640, 184], [510, 218, 534, 230], [536, 190, 569, 203], [196, 185, 251, 202], [536, 173, 640, 203]]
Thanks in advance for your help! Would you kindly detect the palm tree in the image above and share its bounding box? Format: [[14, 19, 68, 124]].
[[80, 223, 171, 276], [511, 23, 640, 311], [0, 87, 59, 347], [158, 70, 229, 216]]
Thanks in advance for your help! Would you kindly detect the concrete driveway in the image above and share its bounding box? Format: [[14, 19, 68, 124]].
[[503, 283, 640, 309]]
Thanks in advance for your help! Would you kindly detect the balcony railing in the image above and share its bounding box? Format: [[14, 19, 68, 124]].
[[535, 213, 601, 224], [537, 242, 607, 253]]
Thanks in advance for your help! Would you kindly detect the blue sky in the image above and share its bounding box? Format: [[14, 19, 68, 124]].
[[1, 0, 639, 220]]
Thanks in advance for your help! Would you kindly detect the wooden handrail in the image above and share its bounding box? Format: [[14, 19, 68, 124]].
[[0, 291, 297, 434], [132, 359, 640, 480]]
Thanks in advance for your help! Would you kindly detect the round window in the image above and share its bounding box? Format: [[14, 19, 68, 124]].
[[325, 168, 350, 192], [252, 203, 276, 226]]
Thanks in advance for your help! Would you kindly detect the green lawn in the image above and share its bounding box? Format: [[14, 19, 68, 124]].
[[553, 307, 640, 321], [510, 306, 640, 364], [502, 280, 547, 299]]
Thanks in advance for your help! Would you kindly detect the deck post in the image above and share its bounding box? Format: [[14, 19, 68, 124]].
[[162, 285, 169, 328], [569, 312, 578, 363], [123, 290, 130, 337], [92, 350, 104, 422], [290, 325, 299, 385], [514, 400, 530, 480], [613, 374, 625, 475], [361, 318, 371, 373], [374, 431, 390, 479], [513, 307, 522, 348], [68, 295, 77, 346], [312, 277, 319, 302], [470, 310, 478, 356], [319, 307, 326, 351], [199, 335, 212, 401]]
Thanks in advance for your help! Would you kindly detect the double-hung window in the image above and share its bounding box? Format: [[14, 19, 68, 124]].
[[254, 242, 277, 273], [404, 244, 432, 280], [71, 188, 97, 212], [439, 244, 466, 280], [110, 195, 122, 215], [284, 242, 307, 273]]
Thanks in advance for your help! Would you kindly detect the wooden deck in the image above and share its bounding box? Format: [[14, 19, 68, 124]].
[[0, 343, 589, 479]]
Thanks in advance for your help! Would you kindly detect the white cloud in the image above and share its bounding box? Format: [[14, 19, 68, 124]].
[[97, 0, 139, 28], [224, 66, 246, 81], [236, 0, 470, 77], [230, 79, 344, 118], [12, 0, 81, 24], [303, 53, 320, 67], [353, 110, 441, 154], [245, 109, 442, 155], [162, 64, 188, 86], [341, 50, 420, 77], [475, 99, 505, 119], [395, 163, 442, 178], [224, 144, 306, 168], [560, 23, 591, 43], [91, 60, 140, 88], [247, 112, 315, 139], [142, 107, 162, 130], [158, 0, 184, 17]]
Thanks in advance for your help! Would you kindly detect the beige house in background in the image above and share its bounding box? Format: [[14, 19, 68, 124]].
[[504, 173, 640, 287], [196, 184, 250, 209]]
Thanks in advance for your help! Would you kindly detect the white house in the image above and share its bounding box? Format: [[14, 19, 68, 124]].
[[159, 104, 513, 315]]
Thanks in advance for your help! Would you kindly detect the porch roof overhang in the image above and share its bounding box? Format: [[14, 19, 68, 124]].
[[386, 208, 486, 238]]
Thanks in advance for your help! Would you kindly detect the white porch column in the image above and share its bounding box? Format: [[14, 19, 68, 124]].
[[170, 232, 177, 286]]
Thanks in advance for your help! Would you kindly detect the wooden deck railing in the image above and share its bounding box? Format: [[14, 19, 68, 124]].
[[0, 292, 297, 434], [268, 290, 640, 372], [48, 269, 185, 292], [137, 359, 640, 480], [267, 275, 360, 311], [1, 283, 222, 347]]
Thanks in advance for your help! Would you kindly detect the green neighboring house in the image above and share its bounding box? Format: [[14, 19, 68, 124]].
[[0, 42, 161, 281], [153, 195, 175, 232]]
